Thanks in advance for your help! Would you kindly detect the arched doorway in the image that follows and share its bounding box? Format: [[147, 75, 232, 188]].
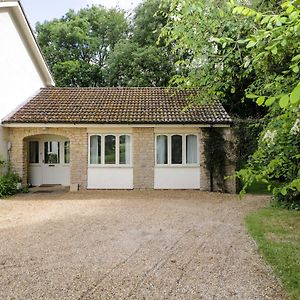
[[25, 134, 70, 186]]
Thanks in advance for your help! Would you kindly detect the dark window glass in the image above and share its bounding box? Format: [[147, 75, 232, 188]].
[[171, 135, 182, 164], [105, 135, 116, 164], [44, 141, 60, 164]]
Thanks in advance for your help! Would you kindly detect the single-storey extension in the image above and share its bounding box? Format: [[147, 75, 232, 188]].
[[2, 87, 236, 192]]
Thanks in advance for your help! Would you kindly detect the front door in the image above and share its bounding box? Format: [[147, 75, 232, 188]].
[[28, 138, 70, 186]]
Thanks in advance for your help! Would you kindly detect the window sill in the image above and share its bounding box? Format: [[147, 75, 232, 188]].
[[155, 164, 200, 168], [88, 164, 133, 168]]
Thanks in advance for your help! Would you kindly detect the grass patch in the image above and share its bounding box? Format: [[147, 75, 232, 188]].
[[246, 207, 300, 300]]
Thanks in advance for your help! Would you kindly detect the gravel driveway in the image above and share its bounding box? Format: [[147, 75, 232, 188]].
[[0, 190, 285, 299]]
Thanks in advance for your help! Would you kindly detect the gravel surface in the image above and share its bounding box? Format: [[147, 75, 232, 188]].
[[0, 190, 285, 300]]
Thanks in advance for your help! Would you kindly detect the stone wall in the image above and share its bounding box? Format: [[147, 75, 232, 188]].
[[198, 127, 236, 194], [199, 128, 210, 191], [5, 125, 236, 193], [132, 127, 155, 189], [223, 127, 237, 194], [7, 127, 88, 189]]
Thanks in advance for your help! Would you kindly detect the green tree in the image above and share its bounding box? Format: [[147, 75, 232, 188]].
[[161, 0, 300, 206], [107, 0, 176, 87], [36, 6, 128, 86], [232, 1, 300, 207], [160, 0, 268, 117]]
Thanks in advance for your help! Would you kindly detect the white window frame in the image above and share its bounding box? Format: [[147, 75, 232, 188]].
[[88, 134, 132, 167], [155, 134, 199, 167], [28, 138, 70, 166]]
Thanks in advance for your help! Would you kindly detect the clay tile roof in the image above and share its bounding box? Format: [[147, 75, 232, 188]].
[[3, 87, 232, 124]]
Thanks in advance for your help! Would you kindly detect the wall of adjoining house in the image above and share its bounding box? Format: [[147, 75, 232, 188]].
[[0, 125, 8, 174], [0, 10, 47, 121], [6, 126, 236, 193]]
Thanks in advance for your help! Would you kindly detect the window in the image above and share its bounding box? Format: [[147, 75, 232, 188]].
[[90, 135, 101, 164], [156, 134, 198, 165], [44, 141, 60, 164], [156, 135, 168, 164], [119, 135, 131, 164], [186, 135, 197, 164], [29, 141, 39, 163], [64, 141, 70, 164], [105, 135, 116, 164], [89, 134, 131, 166], [171, 135, 182, 164]]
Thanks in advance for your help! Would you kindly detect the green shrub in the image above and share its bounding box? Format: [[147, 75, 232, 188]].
[[0, 172, 21, 198]]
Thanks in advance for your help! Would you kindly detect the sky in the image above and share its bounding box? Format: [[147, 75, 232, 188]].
[[20, 0, 143, 27]]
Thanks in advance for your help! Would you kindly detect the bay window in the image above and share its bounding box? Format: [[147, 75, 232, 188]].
[[156, 134, 198, 165], [89, 134, 131, 166]]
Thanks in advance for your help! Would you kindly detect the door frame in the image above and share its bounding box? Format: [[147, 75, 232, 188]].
[[27, 135, 70, 186]]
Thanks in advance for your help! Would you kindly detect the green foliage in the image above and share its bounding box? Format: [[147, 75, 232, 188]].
[[160, 0, 266, 117], [107, 0, 176, 87], [233, 1, 300, 207], [246, 208, 300, 299], [108, 41, 174, 86], [36, 6, 128, 86], [162, 0, 300, 207], [0, 172, 21, 198], [36, 0, 175, 87]]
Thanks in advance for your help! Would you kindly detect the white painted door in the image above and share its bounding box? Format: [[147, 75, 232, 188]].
[[28, 138, 70, 186]]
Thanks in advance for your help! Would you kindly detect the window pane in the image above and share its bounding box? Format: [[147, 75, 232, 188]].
[[186, 135, 197, 164], [90, 135, 101, 164], [105, 135, 116, 164], [171, 135, 182, 164], [156, 135, 168, 164], [44, 141, 60, 164], [64, 141, 70, 164], [29, 141, 39, 163], [119, 135, 130, 164]]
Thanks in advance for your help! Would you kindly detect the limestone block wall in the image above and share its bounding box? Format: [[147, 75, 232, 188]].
[[133, 127, 155, 189], [7, 127, 88, 189], [5, 125, 236, 193]]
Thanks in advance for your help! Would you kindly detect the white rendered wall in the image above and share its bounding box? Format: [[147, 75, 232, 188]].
[[154, 167, 200, 189], [0, 10, 45, 120], [88, 167, 133, 189]]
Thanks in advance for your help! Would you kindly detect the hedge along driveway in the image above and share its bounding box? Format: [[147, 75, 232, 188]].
[[0, 190, 286, 299]]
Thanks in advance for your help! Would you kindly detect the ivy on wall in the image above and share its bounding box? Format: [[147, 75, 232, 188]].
[[203, 127, 227, 192]]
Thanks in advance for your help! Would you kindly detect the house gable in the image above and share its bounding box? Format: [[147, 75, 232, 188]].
[[0, 1, 54, 121]]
